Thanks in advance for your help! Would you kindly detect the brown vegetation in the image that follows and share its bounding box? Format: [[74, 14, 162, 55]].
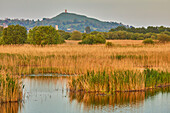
[[0, 40, 169, 75], [0, 40, 169, 97]]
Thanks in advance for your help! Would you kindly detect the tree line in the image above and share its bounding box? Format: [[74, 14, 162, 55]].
[[110, 26, 170, 34], [0, 25, 170, 45]]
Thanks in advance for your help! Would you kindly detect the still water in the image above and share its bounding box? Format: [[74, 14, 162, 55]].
[[1, 75, 170, 113]]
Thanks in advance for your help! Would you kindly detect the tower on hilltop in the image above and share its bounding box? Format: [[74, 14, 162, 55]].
[[65, 9, 67, 13]]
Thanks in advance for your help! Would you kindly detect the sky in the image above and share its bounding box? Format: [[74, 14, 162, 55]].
[[0, 0, 170, 27]]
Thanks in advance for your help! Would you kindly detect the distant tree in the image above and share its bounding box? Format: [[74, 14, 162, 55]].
[[0, 26, 3, 37], [115, 26, 127, 31], [107, 32, 118, 39], [109, 28, 115, 32], [147, 26, 159, 33], [157, 33, 170, 43], [69, 31, 82, 40], [2, 25, 27, 44], [85, 26, 91, 33], [28, 26, 64, 46], [0, 36, 4, 45], [90, 31, 99, 35], [79, 34, 106, 44], [162, 31, 170, 36], [58, 30, 71, 40], [158, 26, 166, 33]]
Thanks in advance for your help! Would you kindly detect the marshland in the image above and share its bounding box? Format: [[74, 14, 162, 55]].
[[1, 75, 169, 113], [0, 26, 170, 112], [0, 40, 170, 92]]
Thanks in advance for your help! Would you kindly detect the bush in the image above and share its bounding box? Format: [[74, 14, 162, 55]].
[[0, 37, 5, 45], [28, 26, 65, 46], [79, 34, 106, 45], [69, 31, 82, 40], [142, 38, 154, 44], [157, 33, 170, 43], [137, 37, 144, 40], [106, 42, 113, 47]]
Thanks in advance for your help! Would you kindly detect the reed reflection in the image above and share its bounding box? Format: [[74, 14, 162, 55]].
[[0, 102, 21, 113], [69, 87, 170, 110]]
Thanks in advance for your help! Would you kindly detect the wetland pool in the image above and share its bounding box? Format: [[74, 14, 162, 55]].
[[1, 75, 170, 113]]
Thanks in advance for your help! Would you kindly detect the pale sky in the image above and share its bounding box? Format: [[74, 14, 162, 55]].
[[0, 0, 170, 27]]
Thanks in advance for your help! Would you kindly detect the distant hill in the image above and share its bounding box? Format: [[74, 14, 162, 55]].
[[0, 12, 127, 32]]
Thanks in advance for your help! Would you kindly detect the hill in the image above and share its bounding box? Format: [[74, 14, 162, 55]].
[[0, 12, 127, 32]]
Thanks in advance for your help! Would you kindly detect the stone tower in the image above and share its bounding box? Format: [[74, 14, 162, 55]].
[[65, 9, 67, 13]]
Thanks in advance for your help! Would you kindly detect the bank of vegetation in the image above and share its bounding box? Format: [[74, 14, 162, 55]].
[[69, 69, 170, 92]]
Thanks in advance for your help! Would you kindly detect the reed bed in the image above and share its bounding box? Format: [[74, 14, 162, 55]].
[[0, 73, 22, 103], [69, 69, 170, 92], [0, 40, 169, 75], [0, 40, 169, 95]]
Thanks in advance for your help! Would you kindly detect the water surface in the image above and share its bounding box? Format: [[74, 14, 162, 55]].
[[1, 75, 170, 113]]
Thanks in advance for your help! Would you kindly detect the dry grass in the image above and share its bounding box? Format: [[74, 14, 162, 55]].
[[0, 40, 169, 99], [0, 40, 169, 75]]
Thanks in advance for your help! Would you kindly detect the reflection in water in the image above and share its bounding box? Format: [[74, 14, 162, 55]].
[[69, 87, 170, 112], [69, 92, 145, 108], [0, 102, 21, 113], [1, 76, 170, 113]]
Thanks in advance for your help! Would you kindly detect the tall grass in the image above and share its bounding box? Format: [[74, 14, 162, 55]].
[[0, 40, 169, 99], [69, 69, 170, 92], [0, 73, 22, 103], [0, 40, 169, 75]]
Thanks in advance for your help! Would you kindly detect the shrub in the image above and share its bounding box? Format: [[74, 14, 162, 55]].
[[0, 37, 5, 45], [157, 33, 170, 43], [106, 42, 113, 47], [79, 34, 106, 44], [142, 38, 154, 44], [137, 37, 144, 40], [69, 31, 82, 40]]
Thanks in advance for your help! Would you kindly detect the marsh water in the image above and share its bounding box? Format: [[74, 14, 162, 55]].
[[1, 75, 170, 113]]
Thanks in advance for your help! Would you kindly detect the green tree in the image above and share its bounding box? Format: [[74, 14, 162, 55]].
[[157, 33, 170, 43], [115, 26, 127, 31], [0, 36, 5, 45], [2, 25, 27, 44], [69, 31, 82, 40], [109, 28, 115, 32], [0, 26, 3, 37], [58, 30, 71, 40], [79, 34, 106, 44], [28, 26, 64, 45]]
